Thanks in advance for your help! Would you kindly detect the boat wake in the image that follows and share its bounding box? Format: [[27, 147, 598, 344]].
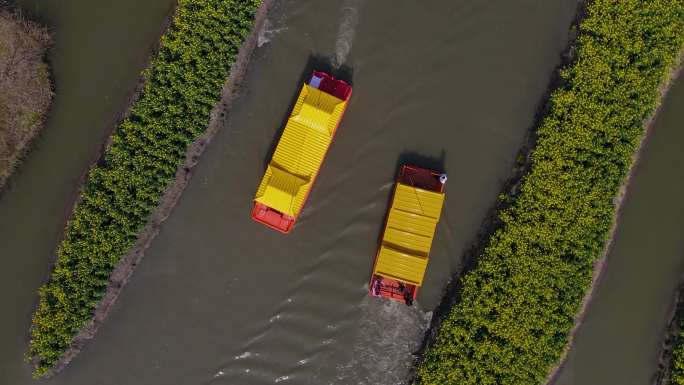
[[334, 296, 432, 385], [258, 16, 286, 47], [334, 0, 363, 67]]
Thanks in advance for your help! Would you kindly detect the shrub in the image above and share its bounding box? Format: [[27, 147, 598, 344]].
[[28, 0, 261, 377], [416, 1, 684, 384], [667, 311, 684, 385]]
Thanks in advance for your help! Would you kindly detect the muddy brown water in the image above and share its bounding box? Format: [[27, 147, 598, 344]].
[[551, 77, 684, 385], [8, 0, 672, 384]]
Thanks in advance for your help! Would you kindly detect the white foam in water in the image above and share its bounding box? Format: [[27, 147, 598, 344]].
[[258, 18, 287, 48], [334, 297, 432, 385], [380, 181, 394, 191], [334, 0, 364, 67], [235, 351, 254, 360]]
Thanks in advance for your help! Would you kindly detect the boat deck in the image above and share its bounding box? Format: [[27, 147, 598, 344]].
[[372, 181, 444, 287], [252, 72, 351, 233]]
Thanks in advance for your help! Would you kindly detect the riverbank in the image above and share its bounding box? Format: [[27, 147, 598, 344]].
[[27, 0, 274, 377], [48, 1, 276, 376], [413, 3, 589, 368], [414, 1, 684, 384], [545, 48, 684, 385], [410, 1, 588, 380], [27, 2, 178, 377], [0, 7, 52, 192]]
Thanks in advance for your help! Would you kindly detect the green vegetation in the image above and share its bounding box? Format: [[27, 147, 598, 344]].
[[670, 317, 684, 385], [28, 0, 260, 376], [0, 9, 52, 190], [663, 296, 684, 385], [416, 1, 684, 384]]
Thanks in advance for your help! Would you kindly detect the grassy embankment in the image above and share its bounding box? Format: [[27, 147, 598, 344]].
[[671, 332, 684, 384], [667, 315, 684, 385], [416, 1, 684, 384], [659, 291, 684, 385], [0, 9, 51, 190], [28, 0, 261, 377]]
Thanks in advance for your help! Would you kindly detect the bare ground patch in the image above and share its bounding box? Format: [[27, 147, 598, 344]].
[[0, 7, 52, 191]]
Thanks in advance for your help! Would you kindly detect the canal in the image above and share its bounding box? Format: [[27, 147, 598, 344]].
[[11, 0, 680, 384]]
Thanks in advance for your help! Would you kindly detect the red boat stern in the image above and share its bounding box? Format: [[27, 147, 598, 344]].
[[369, 274, 417, 306], [251, 202, 295, 234]]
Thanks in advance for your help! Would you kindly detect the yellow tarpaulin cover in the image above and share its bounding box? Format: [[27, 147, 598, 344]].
[[373, 183, 445, 286], [255, 84, 347, 217]]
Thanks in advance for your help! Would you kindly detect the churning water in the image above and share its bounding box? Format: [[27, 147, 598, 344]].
[[333, 297, 432, 385], [334, 0, 362, 67]]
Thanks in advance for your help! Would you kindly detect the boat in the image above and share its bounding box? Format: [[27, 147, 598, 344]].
[[369, 165, 446, 305], [252, 71, 352, 233]]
